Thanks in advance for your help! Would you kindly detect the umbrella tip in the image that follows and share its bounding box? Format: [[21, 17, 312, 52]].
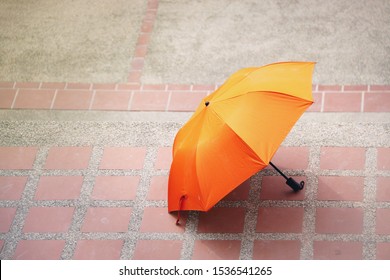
[[205, 101, 210, 106], [176, 195, 187, 226]]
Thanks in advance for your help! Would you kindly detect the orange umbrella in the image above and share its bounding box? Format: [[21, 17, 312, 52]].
[[168, 61, 315, 216]]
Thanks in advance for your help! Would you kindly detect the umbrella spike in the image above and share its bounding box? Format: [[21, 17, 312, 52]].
[[175, 195, 187, 226], [269, 161, 304, 192]]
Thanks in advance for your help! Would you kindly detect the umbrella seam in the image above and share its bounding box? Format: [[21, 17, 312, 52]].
[[213, 90, 314, 104], [208, 107, 266, 167]]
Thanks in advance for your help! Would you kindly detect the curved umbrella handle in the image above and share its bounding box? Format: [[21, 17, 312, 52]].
[[269, 162, 305, 192], [286, 177, 305, 192]]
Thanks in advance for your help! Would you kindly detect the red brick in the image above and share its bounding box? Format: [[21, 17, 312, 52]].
[[81, 207, 132, 233], [344, 85, 368, 91], [323, 92, 362, 112], [144, 10, 157, 21], [130, 92, 169, 111], [168, 92, 206, 111], [142, 84, 166, 91], [147, 0, 159, 10], [133, 240, 183, 260], [376, 242, 390, 260], [141, 20, 154, 33], [137, 33, 151, 45], [23, 207, 74, 233], [167, 84, 191, 91], [198, 207, 246, 233], [260, 176, 306, 201], [318, 85, 342, 91], [53, 90, 93, 110], [0, 82, 14, 88], [92, 176, 139, 200], [192, 240, 241, 260], [270, 146, 309, 170], [315, 207, 363, 234], [131, 58, 145, 71], [91, 90, 131, 110], [376, 177, 390, 202], [0, 176, 27, 200], [253, 240, 301, 260], [117, 83, 141, 91], [313, 241, 363, 260], [256, 207, 304, 233], [127, 71, 142, 83], [34, 176, 83, 200], [320, 147, 366, 170], [155, 147, 172, 170], [73, 240, 123, 260], [13, 89, 55, 109], [193, 85, 216, 91], [370, 85, 390, 91], [140, 207, 186, 233], [147, 175, 168, 200], [41, 82, 66, 89], [15, 82, 40, 88], [66, 83, 91, 90], [364, 93, 390, 112], [222, 179, 251, 201], [13, 240, 65, 260], [91, 83, 116, 90], [99, 147, 146, 170], [134, 45, 147, 57], [376, 208, 390, 235], [0, 89, 16, 108], [0, 207, 17, 232], [377, 148, 390, 170], [0, 147, 37, 170], [44, 146, 92, 170], [317, 176, 364, 201]]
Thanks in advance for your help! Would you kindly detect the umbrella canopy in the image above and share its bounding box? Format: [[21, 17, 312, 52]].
[[168, 61, 315, 213]]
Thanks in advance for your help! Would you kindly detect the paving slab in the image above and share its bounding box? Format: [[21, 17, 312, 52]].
[[143, 0, 390, 85], [0, 0, 146, 83]]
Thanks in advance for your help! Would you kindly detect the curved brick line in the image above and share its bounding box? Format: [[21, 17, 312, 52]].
[[127, 0, 159, 84]]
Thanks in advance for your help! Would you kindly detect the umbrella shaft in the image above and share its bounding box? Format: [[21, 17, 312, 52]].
[[269, 162, 289, 180]]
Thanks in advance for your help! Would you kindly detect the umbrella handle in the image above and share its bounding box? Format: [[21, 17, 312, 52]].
[[269, 162, 304, 192], [286, 177, 305, 192]]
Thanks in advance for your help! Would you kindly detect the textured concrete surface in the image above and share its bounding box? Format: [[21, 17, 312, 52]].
[[0, 110, 389, 147], [0, 0, 145, 83], [1, 0, 389, 84], [143, 0, 390, 85]]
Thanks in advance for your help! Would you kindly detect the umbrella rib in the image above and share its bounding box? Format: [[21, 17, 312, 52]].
[[209, 107, 266, 167], [213, 90, 313, 104], [192, 110, 209, 210]]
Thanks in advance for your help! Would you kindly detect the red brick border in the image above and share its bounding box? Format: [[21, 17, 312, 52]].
[[0, 82, 389, 112], [127, 0, 159, 83]]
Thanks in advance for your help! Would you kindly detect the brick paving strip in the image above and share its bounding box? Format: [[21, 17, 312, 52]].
[[0, 82, 390, 112]]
